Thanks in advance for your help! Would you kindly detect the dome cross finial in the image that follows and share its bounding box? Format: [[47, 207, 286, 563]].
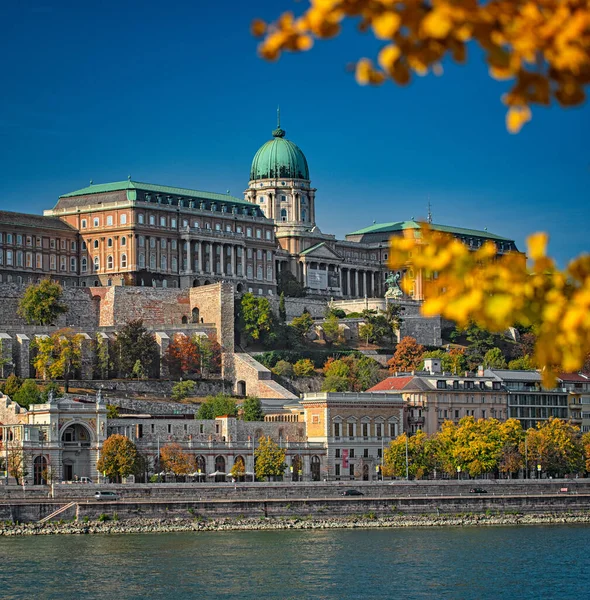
[[272, 106, 285, 138], [277, 105, 281, 128]]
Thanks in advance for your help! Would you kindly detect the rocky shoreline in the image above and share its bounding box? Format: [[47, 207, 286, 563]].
[[1, 512, 590, 536]]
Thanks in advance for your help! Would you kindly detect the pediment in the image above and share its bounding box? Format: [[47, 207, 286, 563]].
[[302, 243, 342, 261]]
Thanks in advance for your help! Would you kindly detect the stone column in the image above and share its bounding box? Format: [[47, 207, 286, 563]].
[[241, 246, 246, 277], [354, 271, 359, 297], [155, 332, 170, 379], [208, 243, 213, 273], [15, 334, 31, 378], [303, 455, 311, 482], [0, 333, 13, 378], [220, 243, 225, 276], [185, 240, 192, 274], [227, 244, 233, 276], [303, 262, 308, 287]]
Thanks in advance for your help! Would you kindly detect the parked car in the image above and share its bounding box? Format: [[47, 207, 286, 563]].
[[94, 491, 118, 501], [341, 489, 364, 496], [469, 488, 487, 494]]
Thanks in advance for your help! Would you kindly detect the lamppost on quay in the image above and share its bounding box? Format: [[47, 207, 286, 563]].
[[537, 464, 542, 480], [457, 466, 462, 480]]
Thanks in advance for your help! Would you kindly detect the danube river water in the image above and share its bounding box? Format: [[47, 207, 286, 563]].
[[2, 525, 588, 599]]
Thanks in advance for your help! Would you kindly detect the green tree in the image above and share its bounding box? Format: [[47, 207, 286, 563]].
[[279, 292, 287, 322], [32, 328, 83, 392], [95, 333, 110, 379], [113, 320, 159, 379], [237, 293, 276, 346], [0, 339, 11, 378], [322, 313, 341, 347], [277, 270, 305, 297], [194, 334, 222, 376], [254, 436, 286, 481], [387, 336, 424, 372], [508, 355, 536, 370], [97, 434, 139, 483], [272, 360, 293, 378], [321, 375, 350, 392], [351, 356, 381, 391], [106, 404, 120, 419], [525, 418, 585, 477], [241, 396, 264, 421], [171, 380, 197, 402], [323, 358, 350, 379], [131, 359, 146, 380], [41, 381, 63, 403], [13, 379, 42, 409], [293, 358, 315, 378], [17, 279, 68, 326], [290, 311, 314, 338], [358, 322, 375, 347], [196, 393, 238, 419], [483, 348, 507, 369], [382, 302, 404, 344], [2, 374, 22, 398]]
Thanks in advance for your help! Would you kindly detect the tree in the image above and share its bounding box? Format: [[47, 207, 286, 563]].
[[95, 333, 110, 379], [165, 334, 201, 378], [277, 269, 306, 297], [525, 418, 585, 477], [41, 381, 62, 403], [196, 393, 238, 419], [241, 396, 264, 421], [279, 292, 287, 322], [13, 379, 41, 409], [483, 348, 508, 370], [97, 434, 138, 483], [2, 374, 22, 398], [382, 302, 404, 344], [160, 443, 193, 479], [0, 339, 11, 378], [508, 355, 536, 370], [321, 375, 350, 392], [583, 432, 590, 473], [293, 358, 315, 378], [323, 358, 351, 379], [290, 311, 314, 338], [351, 356, 381, 391], [272, 360, 293, 378], [383, 431, 434, 479], [389, 227, 590, 387], [113, 320, 159, 379], [322, 313, 341, 347], [237, 293, 276, 346], [254, 436, 286, 481], [6, 443, 28, 485], [106, 404, 120, 419], [358, 322, 375, 347], [230, 455, 246, 480], [171, 380, 197, 402], [255, 1, 590, 132], [388, 336, 424, 372], [17, 279, 68, 325], [32, 328, 83, 392], [194, 334, 222, 376], [498, 419, 525, 477]]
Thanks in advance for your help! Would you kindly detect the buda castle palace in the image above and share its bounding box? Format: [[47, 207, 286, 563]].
[[0, 117, 518, 299]]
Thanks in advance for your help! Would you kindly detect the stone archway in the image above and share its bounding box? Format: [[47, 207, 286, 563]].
[[61, 423, 92, 481], [236, 380, 246, 396], [291, 455, 302, 482], [311, 455, 321, 481], [34, 455, 48, 485], [214, 456, 226, 482], [192, 307, 200, 323], [363, 464, 370, 481]]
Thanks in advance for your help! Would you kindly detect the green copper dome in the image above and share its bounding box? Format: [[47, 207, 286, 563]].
[[250, 126, 310, 181]]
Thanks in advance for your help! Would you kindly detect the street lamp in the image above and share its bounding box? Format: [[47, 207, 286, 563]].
[[457, 466, 462, 480], [537, 464, 541, 480]]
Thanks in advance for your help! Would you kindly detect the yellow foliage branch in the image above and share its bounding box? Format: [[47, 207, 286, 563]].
[[388, 225, 590, 386], [254, 1, 590, 132]]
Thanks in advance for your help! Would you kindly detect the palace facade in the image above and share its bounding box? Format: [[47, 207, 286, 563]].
[[0, 119, 519, 300]]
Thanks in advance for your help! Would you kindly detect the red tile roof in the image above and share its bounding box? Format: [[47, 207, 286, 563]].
[[558, 373, 589, 383], [367, 376, 415, 392]]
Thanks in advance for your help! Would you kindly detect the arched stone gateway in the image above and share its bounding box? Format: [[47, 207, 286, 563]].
[[236, 380, 246, 396], [191, 307, 200, 323], [291, 454, 302, 482], [61, 423, 92, 481], [214, 455, 226, 482]]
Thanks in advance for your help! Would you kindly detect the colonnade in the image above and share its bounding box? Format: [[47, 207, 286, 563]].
[[182, 239, 246, 278]]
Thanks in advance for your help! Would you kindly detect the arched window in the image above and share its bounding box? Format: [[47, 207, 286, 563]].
[[121, 236, 126, 246], [120, 254, 127, 268], [280, 209, 287, 222], [138, 253, 145, 268], [93, 240, 99, 249], [107, 255, 113, 269], [81, 257, 87, 273], [93, 256, 100, 271], [107, 238, 113, 247], [192, 307, 200, 323]]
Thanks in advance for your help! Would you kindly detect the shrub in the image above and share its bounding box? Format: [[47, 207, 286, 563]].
[[98, 513, 110, 522], [272, 360, 293, 378], [171, 380, 197, 402], [293, 359, 315, 378]]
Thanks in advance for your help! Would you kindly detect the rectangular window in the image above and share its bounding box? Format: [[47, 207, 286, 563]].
[[6, 234, 13, 244], [335, 464, 340, 477], [348, 423, 354, 438], [376, 424, 382, 438], [50, 239, 56, 249], [362, 423, 368, 438], [60, 256, 66, 271], [334, 423, 340, 437], [349, 449, 355, 459], [335, 449, 340, 458], [70, 257, 77, 272], [36, 254, 42, 269], [171, 218, 176, 228], [25, 252, 32, 268], [246, 227, 252, 237], [363, 448, 369, 458], [256, 229, 261, 239], [50, 255, 56, 270], [106, 215, 113, 226], [160, 216, 166, 227], [265, 230, 271, 240], [120, 214, 127, 225], [349, 464, 355, 477], [16, 235, 22, 245]]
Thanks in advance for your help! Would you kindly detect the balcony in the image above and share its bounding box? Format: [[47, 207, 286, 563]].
[[408, 416, 425, 425]]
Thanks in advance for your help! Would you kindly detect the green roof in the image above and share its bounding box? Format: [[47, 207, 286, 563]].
[[60, 180, 250, 205], [250, 126, 309, 181], [347, 220, 512, 241]]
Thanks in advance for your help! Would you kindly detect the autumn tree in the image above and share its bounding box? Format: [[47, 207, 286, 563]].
[[525, 418, 585, 477], [290, 311, 314, 338], [241, 396, 264, 421], [113, 320, 159, 379], [254, 436, 287, 481], [230, 455, 247, 480], [498, 419, 526, 477], [17, 279, 68, 325], [255, 1, 590, 132], [32, 328, 83, 392], [97, 434, 138, 483], [383, 430, 434, 479], [160, 443, 193, 479], [583, 432, 590, 473], [165, 334, 201, 378], [293, 358, 315, 377], [196, 393, 238, 419], [388, 336, 424, 372], [6, 443, 28, 485], [509, 355, 536, 370]]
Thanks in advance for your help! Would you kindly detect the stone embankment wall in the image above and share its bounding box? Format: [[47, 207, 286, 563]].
[[68, 379, 226, 399]]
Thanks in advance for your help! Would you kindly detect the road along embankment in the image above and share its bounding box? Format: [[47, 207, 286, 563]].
[[2, 491, 590, 526]]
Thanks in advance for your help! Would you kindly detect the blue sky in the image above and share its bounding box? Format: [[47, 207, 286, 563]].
[[1, 1, 588, 265]]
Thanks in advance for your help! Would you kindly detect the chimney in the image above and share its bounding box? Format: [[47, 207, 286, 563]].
[[477, 365, 485, 377], [424, 358, 442, 374]]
